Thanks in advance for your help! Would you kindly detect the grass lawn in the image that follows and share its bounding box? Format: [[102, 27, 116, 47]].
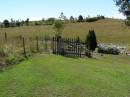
[[0, 54, 130, 97]]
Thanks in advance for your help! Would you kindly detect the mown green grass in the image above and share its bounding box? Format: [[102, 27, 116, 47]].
[[0, 54, 130, 97]]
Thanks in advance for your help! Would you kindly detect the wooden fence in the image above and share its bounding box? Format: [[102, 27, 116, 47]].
[[0, 32, 91, 58], [0, 32, 52, 58]]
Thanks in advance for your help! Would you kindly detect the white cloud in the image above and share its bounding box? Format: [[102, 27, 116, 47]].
[[112, 12, 126, 19]]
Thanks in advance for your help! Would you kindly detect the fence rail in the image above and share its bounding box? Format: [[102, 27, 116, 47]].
[[0, 32, 90, 58]]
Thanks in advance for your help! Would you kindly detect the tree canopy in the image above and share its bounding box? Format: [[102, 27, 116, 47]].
[[78, 15, 84, 22], [70, 16, 75, 23], [114, 0, 130, 16], [53, 20, 64, 37], [3, 20, 10, 28]]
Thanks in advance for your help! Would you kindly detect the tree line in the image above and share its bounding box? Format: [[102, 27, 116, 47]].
[[0, 13, 105, 28], [1, 0, 130, 28], [0, 18, 30, 28]]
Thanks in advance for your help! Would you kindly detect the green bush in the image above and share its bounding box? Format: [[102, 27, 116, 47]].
[[34, 21, 41, 26], [53, 20, 64, 37], [45, 18, 56, 25], [86, 16, 105, 22], [86, 17, 98, 22], [125, 20, 130, 26], [6, 55, 26, 65]]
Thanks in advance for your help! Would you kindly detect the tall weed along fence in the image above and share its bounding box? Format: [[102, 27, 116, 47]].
[[0, 32, 91, 65], [0, 32, 51, 59]]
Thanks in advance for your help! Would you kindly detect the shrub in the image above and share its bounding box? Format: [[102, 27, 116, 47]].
[[86, 16, 105, 22], [86, 17, 98, 22], [97, 15, 105, 19], [16, 21, 21, 27], [125, 20, 130, 26], [45, 18, 55, 25], [3, 20, 10, 28], [0, 44, 10, 57], [53, 20, 64, 37], [0, 49, 6, 57], [25, 18, 29, 26], [34, 21, 41, 26], [6, 55, 25, 65], [78, 15, 84, 22], [70, 16, 75, 23]]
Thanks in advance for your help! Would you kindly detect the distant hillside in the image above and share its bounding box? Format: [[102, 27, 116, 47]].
[[63, 19, 130, 44], [0, 18, 130, 45]]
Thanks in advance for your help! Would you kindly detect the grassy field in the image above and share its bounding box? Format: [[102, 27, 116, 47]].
[[0, 18, 130, 97], [0, 54, 130, 97], [0, 18, 129, 60], [0, 19, 130, 45]]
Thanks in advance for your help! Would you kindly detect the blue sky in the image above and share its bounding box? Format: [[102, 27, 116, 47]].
[[0, 0, 125, 21]]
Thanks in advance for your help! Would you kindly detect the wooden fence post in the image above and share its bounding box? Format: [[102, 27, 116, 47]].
[[36, 36, 39, 52], [54, 37, 57, 54], [74, 38, 76, 57], [5, 32, 7, 42], [44, 36, 48, 51], [79, 40, 81, 58], [78, 41, 80, 57], [22, 37, 27, 57], [56, 37, 58, 55], [52, 37, 54, 53]]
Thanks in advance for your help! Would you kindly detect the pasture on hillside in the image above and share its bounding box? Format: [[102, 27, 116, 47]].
[[1, 0, 130, 97], [0, 19, 130, 45], [0, 18, 130, 97], [0, 18, 129, 68]]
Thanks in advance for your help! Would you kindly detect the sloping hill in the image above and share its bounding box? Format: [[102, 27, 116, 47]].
[[0, 54, 130, 97], [1, 19, 130, 44], [63, 19, 130, 44]]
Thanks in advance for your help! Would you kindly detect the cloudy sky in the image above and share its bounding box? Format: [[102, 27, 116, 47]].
[[0, 0, 126, 21]]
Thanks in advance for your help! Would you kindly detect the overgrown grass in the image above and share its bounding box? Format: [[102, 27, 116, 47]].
[[0, 18, 130, 96], [0, 18, 129, 62], [0, 19, 130, 44], [0, 54, 130, 97]]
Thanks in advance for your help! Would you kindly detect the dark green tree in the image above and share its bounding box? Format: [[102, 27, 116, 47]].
[[21, 20, 25, 26], [85, 30, 97, 52], [16, 20, 21, 27], [25, 18, 29, 26], [3, 20, 10, 28], [46, 18, 55, 25], [10, 18, 15, 27], [114, 0, 130, 16], [59, 12, 67, 21], [70, 16, 75, 23], [114, 0, 130, 25], [53, 20, 64, 37], [78, 15, 84, 22]]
